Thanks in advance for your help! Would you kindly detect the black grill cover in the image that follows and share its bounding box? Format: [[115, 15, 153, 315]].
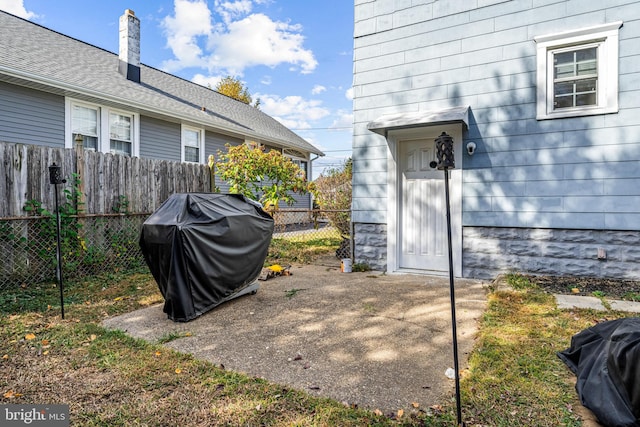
[[558, 318, 640, 427], [139, 193, 274, 322]]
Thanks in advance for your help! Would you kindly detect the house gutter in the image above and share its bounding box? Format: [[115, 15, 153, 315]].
[[0, 66, 318, 154]]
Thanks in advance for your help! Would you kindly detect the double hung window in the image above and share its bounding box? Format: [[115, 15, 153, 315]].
[[67, 99, 138, 156], [552, 46, 598, 109], [71, 104, 99, 150], [109, 112, 133, 156], [182, 126, 203, 163], [535, 22, 622, 120]]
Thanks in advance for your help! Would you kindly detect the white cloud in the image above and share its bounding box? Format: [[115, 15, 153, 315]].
[[258, 93, 330, 129], [160, 0, 316, 76], [0, 0, 36, 19], [207, 13, 317, 75], [161, 0, 213, 72], [214, 0, 253, 24], [272, 117, 310, 130], [191, 73, 223, 89], [311, 85, 326, 95], [260, 75, 272, 85], [345, 87, 354, 100]]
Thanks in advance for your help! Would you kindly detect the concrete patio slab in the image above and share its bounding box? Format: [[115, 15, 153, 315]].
[[103, 259, 488, 413]]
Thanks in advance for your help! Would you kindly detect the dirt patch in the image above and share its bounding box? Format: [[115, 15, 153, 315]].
[[526, 275, 640, 301]]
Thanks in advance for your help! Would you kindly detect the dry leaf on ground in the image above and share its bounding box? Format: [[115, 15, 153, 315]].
[[3, 390, 23, 399]]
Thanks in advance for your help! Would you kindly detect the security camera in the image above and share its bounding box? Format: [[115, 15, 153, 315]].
[[466, 141, 476, 156]]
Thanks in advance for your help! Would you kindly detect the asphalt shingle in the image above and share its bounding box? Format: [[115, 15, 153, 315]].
[[0, 10, 323, 156]]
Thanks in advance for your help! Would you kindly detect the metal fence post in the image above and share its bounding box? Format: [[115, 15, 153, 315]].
[[48, 163, 67, 319]]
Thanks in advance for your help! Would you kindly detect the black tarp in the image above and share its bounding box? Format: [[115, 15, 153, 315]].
[[558, 318, 640, 427], [139, 193, 274, 322]]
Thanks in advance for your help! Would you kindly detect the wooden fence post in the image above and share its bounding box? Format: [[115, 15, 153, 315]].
[[74, 134, 86, 212], [73, 135, 87, 247], [208, 154, 216, 193]]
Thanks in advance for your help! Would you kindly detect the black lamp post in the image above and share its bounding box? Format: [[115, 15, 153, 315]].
[[49, 163, 67, 319], [434, 132, 463, 426]]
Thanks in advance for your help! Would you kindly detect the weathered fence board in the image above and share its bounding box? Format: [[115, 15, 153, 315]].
[[0, 141, 212, 217]]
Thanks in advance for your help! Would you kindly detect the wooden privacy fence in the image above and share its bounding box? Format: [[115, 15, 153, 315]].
[[0, 141, 356, 291], [0, 141, 212, 217]]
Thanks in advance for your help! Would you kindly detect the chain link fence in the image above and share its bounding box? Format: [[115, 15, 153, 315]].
[[272, 209, 351, 259], [0, 209, 351, 290], [0, 214, 148, 290]]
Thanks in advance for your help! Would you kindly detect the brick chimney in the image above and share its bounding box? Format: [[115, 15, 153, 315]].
[[118, 9, 140, 83]]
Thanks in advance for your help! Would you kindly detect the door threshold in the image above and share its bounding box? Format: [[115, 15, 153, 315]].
[[390, 268, 448, 277]]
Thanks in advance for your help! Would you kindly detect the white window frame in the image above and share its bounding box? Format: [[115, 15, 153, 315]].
[[181, 125, 205, 163], [534, 21, 622, 120], [109, 110, 135, 156], [283, 148, 309, 180], [65, 98, 139, 156], [67, 101, 100, 151], [291, 159, 308, 179]]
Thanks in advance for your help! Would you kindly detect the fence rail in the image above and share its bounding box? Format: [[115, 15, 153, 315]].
[[0, 209, 351, 290]]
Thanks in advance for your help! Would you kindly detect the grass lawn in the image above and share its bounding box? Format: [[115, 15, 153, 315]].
[[1, 244, 635, 426], [268, 231, 343, 264]]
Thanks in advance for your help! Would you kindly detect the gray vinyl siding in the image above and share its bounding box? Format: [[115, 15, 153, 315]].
[[278, 191, 311, 210], [0, 82, 64, 147], [206, 130, 243, 193], [205, 131, 243, 159], [283, 159, 312, 209], [353, 0, 640, 231], [278, 149, 311, 209], [139, 116, 180, 161]]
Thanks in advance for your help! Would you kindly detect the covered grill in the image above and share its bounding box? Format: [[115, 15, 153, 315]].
[[139, 193, 274, 322]]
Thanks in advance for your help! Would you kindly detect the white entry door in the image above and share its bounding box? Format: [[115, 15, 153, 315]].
[[398, 138, 448, 272]]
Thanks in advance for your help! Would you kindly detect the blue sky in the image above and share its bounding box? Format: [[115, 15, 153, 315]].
[[0, 0, 354, 179]]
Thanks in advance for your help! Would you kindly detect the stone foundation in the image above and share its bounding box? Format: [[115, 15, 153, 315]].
[[353, 223, 387, 271], [353, 224, 640, 280], [463, 227, 640, 280]]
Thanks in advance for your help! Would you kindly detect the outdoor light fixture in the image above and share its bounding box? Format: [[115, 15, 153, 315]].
[[435, 132, 455, 169], [434, 131, 463, 426], [49, 162, 67, 319], [466, 141, 476, 156], [48, 162, 64, 185]]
